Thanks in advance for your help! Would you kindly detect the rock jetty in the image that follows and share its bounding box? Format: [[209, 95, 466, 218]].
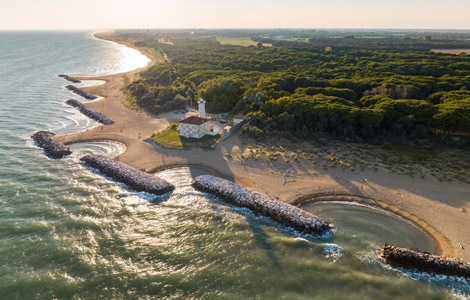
[[31, 131, 72, 159], [192, 175, 330, 235], [66, 99, 114, 125], [58, 74, 81, 83], [66, 85, 97, 100], [381, 244, 470, 278], [80, 154, 174, 195]]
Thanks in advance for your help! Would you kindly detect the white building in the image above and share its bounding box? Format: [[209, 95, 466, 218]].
[[178, 116, 209, 138]]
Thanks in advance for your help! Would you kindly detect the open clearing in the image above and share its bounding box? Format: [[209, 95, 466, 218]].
[[432, 49, 470, 54], [217, 37, 272, 47], [217, 38, 257, 46]]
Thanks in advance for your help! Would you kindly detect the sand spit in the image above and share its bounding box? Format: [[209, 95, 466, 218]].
[[192, 175, 330, 235]]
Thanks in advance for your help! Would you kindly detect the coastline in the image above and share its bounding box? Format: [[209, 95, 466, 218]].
[[54, 31, 470, 262]]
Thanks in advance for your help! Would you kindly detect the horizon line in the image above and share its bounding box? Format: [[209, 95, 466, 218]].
[[1, 27, 470, 32]]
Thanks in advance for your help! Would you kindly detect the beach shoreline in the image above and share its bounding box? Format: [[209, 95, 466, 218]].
[[55, 31, 470, 262]]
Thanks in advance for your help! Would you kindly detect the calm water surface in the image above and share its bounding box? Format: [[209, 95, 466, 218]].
[[0, 31, 468, 299]]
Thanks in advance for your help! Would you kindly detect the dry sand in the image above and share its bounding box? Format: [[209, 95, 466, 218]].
[[56, 32, 470, 262]]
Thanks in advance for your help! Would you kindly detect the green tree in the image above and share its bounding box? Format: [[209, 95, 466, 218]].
[[198, 78, 245, 113]]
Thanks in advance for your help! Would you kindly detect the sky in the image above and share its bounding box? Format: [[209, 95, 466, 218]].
[[1, 0, 470, 30]]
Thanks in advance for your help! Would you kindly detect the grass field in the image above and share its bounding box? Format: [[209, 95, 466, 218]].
[[217, 38, 272, 47], [151, 124, 220, 150], [152, 127, 183, 149], [217, 38, 257, 46]]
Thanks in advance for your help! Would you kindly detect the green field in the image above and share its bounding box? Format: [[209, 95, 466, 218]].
[[151, 126, 183, 149], [217, 38, 272, 47], [217, 38, 257, 46]]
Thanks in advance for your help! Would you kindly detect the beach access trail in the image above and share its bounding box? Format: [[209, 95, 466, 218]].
[[55, 31, 470, 262]]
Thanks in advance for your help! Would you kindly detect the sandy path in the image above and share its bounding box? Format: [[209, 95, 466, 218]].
[[55, 33, 470, 262]]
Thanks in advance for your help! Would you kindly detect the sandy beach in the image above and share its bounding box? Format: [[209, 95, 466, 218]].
[[55, 32, 470, 262]]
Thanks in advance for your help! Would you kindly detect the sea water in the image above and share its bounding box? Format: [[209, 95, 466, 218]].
[[0, 31, 468, 299]]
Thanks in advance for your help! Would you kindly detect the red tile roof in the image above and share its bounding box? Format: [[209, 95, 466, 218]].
[[179, 116, 209, 126]]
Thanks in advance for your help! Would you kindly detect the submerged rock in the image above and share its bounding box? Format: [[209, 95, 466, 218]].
[[80, 154, 174, 195], [58, 74, 81, 83], [66, 99, 114, 125], [66, 85, 97, 100], [192, 175, 330, 235], [381, 244, 470, 278], [31, 131, 72, 159]]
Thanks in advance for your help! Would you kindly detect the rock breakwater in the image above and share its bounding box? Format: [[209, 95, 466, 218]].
[[192, 175, 330, 235], [80, 154, 174, 195], [66, 99, 114, 125], [66, 85, 97, 100], [31, 131, 72, 159], [381, 244, 470, 278], [58, 74, 81, 83]]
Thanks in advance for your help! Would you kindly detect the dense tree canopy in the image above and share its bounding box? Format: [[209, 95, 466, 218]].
[[123, 31, 470, 145], [197, 78, 245, 113]]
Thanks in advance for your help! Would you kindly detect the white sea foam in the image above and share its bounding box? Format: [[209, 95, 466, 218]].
[[323, 243, 343, 261]]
